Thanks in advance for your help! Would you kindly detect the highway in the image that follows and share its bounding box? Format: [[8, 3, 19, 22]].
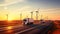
[[0, 22, 53, 34]]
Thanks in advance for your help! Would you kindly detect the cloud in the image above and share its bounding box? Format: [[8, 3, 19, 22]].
[[15, 6, 36, 13], [0, 0, 4, 4], [5, 0, 26, 3], [0, 0, 26, 6]]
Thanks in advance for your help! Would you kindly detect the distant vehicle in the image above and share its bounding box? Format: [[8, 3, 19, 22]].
[[23, 18, 34, 25], [40, 19, 45, 24]]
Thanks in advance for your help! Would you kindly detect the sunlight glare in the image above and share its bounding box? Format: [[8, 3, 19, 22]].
[[7, 26, 12, 30]]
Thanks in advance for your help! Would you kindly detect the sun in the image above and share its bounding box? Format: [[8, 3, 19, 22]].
[[6, 14, 15, 21], [4, 6, 8, 10], [7, 16, 14, 21], [8, 18, 13, 21]]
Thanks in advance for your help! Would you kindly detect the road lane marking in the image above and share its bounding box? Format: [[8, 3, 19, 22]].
[[15, 26, 39, 34], [15, 23, 51, 34]]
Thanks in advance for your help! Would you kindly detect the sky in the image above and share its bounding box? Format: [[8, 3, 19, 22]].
[[0, 0, 60, 20]]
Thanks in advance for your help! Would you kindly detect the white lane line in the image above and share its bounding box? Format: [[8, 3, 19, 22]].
[[15, 23, 50, 34], [15, 26, 39, 34]]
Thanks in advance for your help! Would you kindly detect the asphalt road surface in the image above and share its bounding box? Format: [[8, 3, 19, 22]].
[[0, 22, 52, 34]]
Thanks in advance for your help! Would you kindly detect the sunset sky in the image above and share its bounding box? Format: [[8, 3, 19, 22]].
[[0, 0, 60, 20]]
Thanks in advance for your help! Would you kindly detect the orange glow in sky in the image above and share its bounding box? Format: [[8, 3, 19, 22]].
[[0, 0, 60, 20]]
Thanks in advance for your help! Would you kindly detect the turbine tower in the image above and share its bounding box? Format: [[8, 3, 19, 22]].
[[6, 14, 8, 20], [20, 13, 22, 20], [36, 9, 39, 20], [31, 11, 33, 19], [46, 16, 48, 20]]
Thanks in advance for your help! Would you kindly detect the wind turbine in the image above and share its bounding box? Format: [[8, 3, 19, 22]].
[[6, 14, 8, 20], [4, 6, 9, 20], [20, 13, 22, 20], [36, 9, 39, 20], [30, 11, 33, 19]]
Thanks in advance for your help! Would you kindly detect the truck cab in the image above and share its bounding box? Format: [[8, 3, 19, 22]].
[[23, 18, 34, 25]]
